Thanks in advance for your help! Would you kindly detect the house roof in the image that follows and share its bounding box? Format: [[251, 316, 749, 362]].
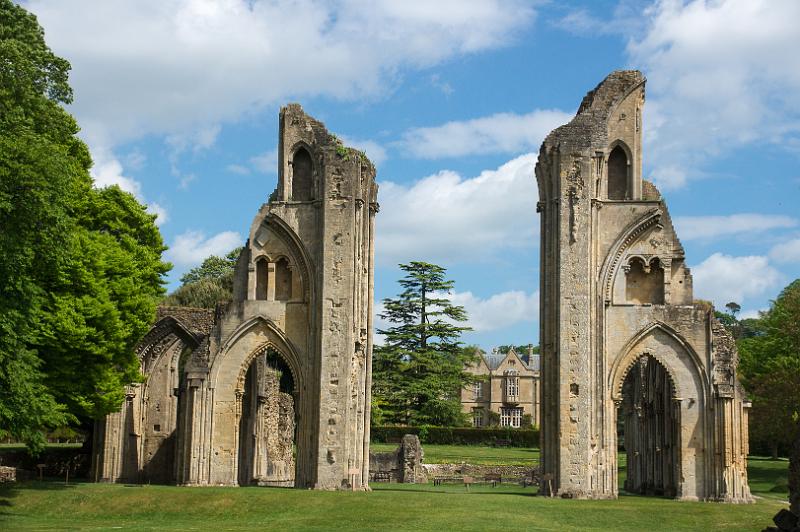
[[482, 352, 506, 371]]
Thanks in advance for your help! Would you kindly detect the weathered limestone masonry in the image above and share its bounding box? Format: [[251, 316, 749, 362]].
[[368, 434, 426, 483], [535, 70, 752, 502], [92, 105, 379, 490]]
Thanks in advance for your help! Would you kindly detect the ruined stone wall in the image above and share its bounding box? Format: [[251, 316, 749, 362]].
[[536, 70, 751, 502], [368, 435, 425, 483], [93, 105, 377, 491]]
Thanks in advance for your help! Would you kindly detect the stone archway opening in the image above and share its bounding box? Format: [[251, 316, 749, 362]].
[[237, 347, 297, 487], [617, 354, 680, 497]]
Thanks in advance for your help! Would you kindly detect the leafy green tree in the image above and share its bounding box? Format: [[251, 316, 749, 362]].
[[0, 0, 169, 450], [372, 261, 478, 426], [163, 247, 242, 308], [725, 301, 741, 317], [179, 248, 241, 285], [738, 279, 800, 458]]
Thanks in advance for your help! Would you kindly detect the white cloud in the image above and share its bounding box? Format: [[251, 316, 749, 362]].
[[400, 109, 572, 158], [28, 0, 537, 146], [147, 202, 169, 226], [376, 153, 538, 265], [166, 230, 243, 267], [691, 253, 782, 306], [769, 237, 800, 264], [739, 308, 766, 321], [674, 213, 797, 241], [90, 147, 142, 196], [226, 164, 251, 175], [338, 135, 387, 167], [166, 124, 222, 156], [90, 146, 171, 225], [448, 290, 538, 332], [628, 0, 800, 189], [250, 149, 279, 174], [373, 289, 539, 343]]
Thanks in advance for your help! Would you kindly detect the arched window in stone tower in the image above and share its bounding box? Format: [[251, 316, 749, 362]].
[[255, 258, 268, 301], [625, 257, 664, 305], [275, 258, 292, 301], [607, 145, 629, 200], [291, 147, 313, 201]]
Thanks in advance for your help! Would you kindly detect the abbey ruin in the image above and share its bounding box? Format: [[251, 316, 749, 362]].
[[536, 70, 752, 502], [92, 105, 379, 490], [91, 71, 753, 502]]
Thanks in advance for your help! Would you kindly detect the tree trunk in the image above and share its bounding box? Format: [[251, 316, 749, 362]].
[[790, 424, 799, 515], [772, 441, 780, 460]]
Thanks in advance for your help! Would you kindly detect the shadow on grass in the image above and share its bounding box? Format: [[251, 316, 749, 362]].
[[373, 485, 538, 497], [0, 479, 79, 523]]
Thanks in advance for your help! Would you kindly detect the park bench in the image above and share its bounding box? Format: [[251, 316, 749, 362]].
[[493, 439, 512, 447], [372, 471, 392, 482], [484, 473, 502, 487], [433, 476, 463, 486]]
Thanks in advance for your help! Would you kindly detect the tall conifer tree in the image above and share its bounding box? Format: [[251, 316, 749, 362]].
[[372, 261, 478, 426]]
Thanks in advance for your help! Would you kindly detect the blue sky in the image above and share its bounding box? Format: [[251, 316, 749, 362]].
[[26, 0, 800, 350]]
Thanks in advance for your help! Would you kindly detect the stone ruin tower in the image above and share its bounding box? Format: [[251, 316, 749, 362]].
[[535, 70, 752, 501], [92, 104, 379, 490]]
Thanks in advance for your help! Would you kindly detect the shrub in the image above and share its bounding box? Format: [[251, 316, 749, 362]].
[[371, 426, 539, 447]]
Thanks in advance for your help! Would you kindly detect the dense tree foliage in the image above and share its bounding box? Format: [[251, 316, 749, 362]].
[[496, 344, 539, 356], [737, 280, 800, 458], [163, 247, 241, 308], [372, 262, 479, 427], [0, 0, 169, 451]]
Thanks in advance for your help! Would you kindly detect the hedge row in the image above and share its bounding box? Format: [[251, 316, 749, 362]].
[[371, 426, 539, 447]]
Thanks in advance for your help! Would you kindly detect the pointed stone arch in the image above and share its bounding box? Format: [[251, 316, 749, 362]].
[[609, 321, 707, 403], [599, 208, 663, 303]]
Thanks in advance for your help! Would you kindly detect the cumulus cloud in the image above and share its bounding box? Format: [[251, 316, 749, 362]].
[[147, 202, 169, 226], [250, 149, 279, 174], [674, 213, 797, 241], [338, 135, 387, 167], [166, 230, 243, 267], [376, 153, 538, 265], [769, 237, 800, 264], [627, 0, 800, 189], [90, 147, 142, 196], [28, 0, 537, 146], [448, 290, 538, 332], [400, 109, 572, 159], [691, 253, 782, 307], [90, 146, 170, 225]]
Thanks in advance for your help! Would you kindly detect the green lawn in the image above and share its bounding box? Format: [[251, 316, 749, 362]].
[[371, 442, 540, 465], [0, 448, 789, 531]]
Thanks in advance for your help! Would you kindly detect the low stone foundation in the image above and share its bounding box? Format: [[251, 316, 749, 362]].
[[0, 466, 18, 483], [368, 434, 425, 483], [421, 463, 539, 485]]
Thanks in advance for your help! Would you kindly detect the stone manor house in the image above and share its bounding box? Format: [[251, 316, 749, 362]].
[[91, 70, 753, 502], [460, 347, 541, 428]]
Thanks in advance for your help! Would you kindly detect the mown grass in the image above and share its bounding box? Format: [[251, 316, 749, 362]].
[[0, 448, 789, 531], [370, 442, 540, 465]]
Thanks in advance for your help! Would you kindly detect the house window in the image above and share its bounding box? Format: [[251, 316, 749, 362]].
[[472, 408, 483, 428], [500, 407, 522, 428], [473, 382, 483, 400], [504, 370, 519, 399]]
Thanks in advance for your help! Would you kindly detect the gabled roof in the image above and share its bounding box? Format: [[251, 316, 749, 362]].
[[482, 352, 506, 371]]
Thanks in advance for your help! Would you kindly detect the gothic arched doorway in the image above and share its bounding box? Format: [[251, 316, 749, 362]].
[[617, 354, 680, 497], [237, 347, 297, 487]]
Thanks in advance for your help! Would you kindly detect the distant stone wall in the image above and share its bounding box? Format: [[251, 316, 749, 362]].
[[422, 463, 539, 485], [368, 434, 425, 483], [156, 306, 215, 335]]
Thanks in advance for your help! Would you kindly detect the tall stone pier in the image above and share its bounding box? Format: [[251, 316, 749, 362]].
[[535, 70, 752, 502], [92, 105, 379, 490]]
